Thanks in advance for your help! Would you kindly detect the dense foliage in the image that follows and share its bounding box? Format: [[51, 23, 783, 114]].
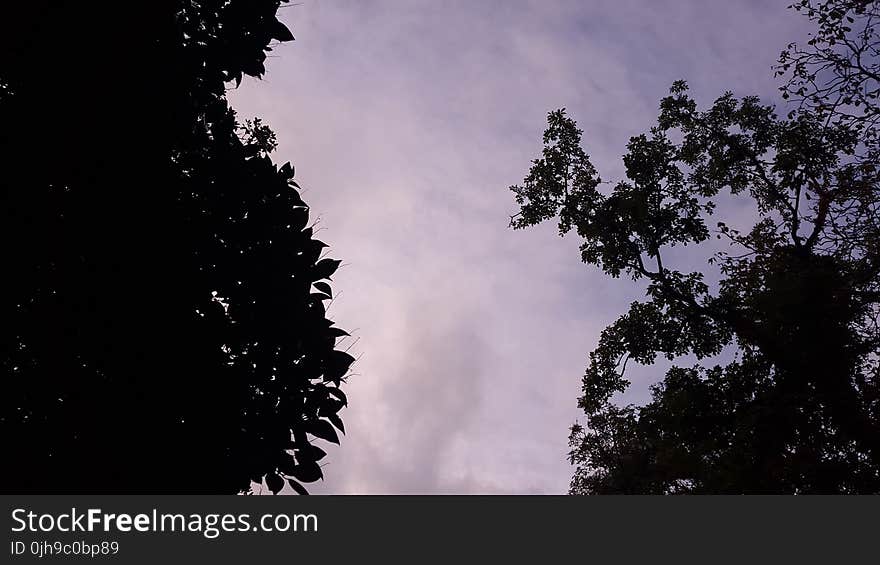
[[1, 1, 352, 493], [510, 0, 880, 493]]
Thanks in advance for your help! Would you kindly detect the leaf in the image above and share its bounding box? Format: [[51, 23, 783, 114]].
[[307, 419, 340, 444], [314, 281, 332, 297], [325, 350, 355, 383], [290, 206, 309, 231], [312, 258, 341, 281], [288, 189, 305, 207], [265, 472, 285, 494], [290, 461, 323, 483], [327, 413, 345, 435], [288, 479, 310, 495], [298, 444, 327, 462], [241, 58, 266, 78], [272, 19, 295, 42], [327, 327, 350, 338], [327, 387, 348, 406], [320, 397, 345, 416]]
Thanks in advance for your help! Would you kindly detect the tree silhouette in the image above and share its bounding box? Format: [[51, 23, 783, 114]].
[[1, 1, 352, 493], [509, 2, 880, 493], [777, 0, 880, 157]]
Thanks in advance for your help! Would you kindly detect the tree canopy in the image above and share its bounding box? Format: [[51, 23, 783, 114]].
[[510, 0, 880, 493], [1, 1, 352, 493]]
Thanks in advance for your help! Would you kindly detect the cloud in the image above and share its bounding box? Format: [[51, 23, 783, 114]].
[[230, 0, 810, 493]]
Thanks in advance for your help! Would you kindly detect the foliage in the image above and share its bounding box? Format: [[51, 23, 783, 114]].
[[0, 1, 352, 493], [777, 0, 880, 154], [511, 62, 880, 490]]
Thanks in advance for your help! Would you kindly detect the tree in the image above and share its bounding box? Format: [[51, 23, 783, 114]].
[[777, 0, 880, 158], [0, 1, 352, 493], [509, 3, 880, 493]]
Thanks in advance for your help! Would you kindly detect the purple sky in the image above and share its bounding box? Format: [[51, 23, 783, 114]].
[[230, 0, 810, 494]]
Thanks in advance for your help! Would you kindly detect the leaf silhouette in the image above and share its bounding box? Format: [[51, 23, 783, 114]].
[[287, 479, 309, 495], [265, 472, 285, 494], [307, 420, 339, 445]]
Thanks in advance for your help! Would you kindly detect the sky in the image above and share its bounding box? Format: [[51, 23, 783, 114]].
[[229, 0, 811, 494]]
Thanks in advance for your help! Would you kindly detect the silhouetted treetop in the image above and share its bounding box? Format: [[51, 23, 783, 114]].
[[1, 1, 353, 493], [777, 0, 880, 151], [510, 74, 880, 492]]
